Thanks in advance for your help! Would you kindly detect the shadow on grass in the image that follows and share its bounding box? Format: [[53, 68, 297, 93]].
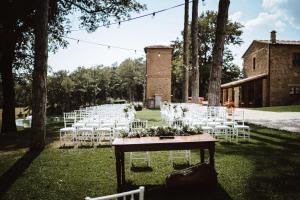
[[130, 166, 153, 172], [172, 163, 191, 170], [121, 182, 232, 200], [0, 149, 42, 198]]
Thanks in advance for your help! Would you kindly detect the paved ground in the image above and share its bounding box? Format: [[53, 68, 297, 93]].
[[238, 109, 300, 133]]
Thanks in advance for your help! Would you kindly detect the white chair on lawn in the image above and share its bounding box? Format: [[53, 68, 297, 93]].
[[85, 186, 144, 200], [129, 121, 150, 167], [233, 110, 250, 142], [96, 120, 115, 145], [213, 111, 231, 141], [59, 112, 76, 147], [169, 119, 191, 165]]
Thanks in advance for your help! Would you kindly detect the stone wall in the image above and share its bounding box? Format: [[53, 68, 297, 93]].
[[145, 47, 172, 102], [269, 44, 300, 105], [243, 42, 269, 77]]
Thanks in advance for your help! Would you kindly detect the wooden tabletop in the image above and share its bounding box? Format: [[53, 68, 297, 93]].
[[112, 133, 217, 146]]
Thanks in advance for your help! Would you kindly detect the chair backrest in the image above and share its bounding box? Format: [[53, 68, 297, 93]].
[[233, 110, 245, 125], [64, 112, 76, 128], [171, 119, 183, 128], [130, 121, 148, 133], [85, 186, 144, 200]]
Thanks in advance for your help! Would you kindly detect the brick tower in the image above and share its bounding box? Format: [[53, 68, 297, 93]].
[[144, 45, 173, 108]]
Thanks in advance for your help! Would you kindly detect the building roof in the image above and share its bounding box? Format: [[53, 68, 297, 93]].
[[221, 73, 268, 88], [242, 40, 300, 58], [255, 40, 300, 45], [144, 45, 173, 53]]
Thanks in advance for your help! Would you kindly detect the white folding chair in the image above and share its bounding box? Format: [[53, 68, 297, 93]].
[[233, 110, 250, 142], [95, 120, 115, 145], [85, 186, 145, 200], [169, 119, 191, 165], [59, 112, 76, 147], [129, 121, 150, 167]]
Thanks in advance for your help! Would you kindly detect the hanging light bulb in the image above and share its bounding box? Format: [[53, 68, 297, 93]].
[[134, 50, 137, 54], [158, 52, 161, 57], [77, 40, 79, 44], [118, 21, 121, 28], [202, 0, 206, 6], [108, 46, 111, 50], [152, 12, 156, 19]]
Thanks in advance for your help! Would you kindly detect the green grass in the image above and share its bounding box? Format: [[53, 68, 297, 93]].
[[0, 110, 300, 199], [252, 104, 300, 112], [135, 109, 166, 126]]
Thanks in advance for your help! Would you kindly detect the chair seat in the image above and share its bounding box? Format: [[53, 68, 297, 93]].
[[60, 127, 76, 132], [235, 125, 249, 129], [96, 127, 112, 131], [215, 125, 230, 129], [202, 126, 213, 130], [78, 127, 94, 131]]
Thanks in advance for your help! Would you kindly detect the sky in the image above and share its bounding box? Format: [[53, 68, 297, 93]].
[[48, 0, 300, 72]]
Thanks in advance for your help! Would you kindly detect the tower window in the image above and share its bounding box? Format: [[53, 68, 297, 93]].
[[252, 57, 256, 70]]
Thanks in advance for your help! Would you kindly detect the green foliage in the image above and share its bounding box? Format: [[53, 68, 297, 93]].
[[171, 11, 243, 100], [120, 125, 203, 138], [45, 58, 145, 115]]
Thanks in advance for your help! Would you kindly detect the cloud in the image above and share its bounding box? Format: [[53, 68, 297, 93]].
[[245, 0, 300, 31]]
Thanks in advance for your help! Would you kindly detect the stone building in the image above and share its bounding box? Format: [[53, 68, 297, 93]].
[[144, 45, 173, 108], [221, 31, 300, 107]]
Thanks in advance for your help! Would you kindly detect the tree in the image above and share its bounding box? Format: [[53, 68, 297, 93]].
[[182, 0, 189, 102], [208, 0, 230, 106], [30, 0, 50, 149], [171, 11, 243, 100], [190, 0, 199, 103]]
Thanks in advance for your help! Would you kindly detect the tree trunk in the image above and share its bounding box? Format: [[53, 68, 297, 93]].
[[31, 0, 49, 150], [191, 0, 199, 103], [208, 0, 230, 106], [0, 33, 17, 134], [182, 0, 189, 103]]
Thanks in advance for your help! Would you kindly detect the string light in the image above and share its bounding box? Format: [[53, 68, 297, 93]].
[[70, 1, 193, 32], [64, 36, 143, 53], [152, 12, 156, 19]]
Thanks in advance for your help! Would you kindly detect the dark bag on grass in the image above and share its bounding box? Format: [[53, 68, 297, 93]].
[[166, 163, 217, 190]]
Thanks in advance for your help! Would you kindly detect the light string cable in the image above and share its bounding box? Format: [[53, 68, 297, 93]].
[[70, 0, 194, 31]]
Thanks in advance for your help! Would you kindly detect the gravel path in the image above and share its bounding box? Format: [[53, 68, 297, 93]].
[[237, 108, 300, 133]]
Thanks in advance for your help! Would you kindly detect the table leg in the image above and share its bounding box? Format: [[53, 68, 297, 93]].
[[209, 144, 215, 169], [120, 152, 125, 185], [200, 149, 205, 163], [115, 149, 121, 188]]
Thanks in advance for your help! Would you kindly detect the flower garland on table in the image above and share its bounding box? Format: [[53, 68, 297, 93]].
[[120, 125, 203, 138]]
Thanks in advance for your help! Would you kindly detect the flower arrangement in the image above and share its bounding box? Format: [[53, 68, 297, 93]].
[[181, 107, 189, 117], [119, 125, 203, 138]]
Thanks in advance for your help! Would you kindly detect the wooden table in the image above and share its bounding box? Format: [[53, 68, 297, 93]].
[[112, 133, 217, 188]]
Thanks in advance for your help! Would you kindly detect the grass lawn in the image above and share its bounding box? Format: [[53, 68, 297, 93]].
[[252, 104, 300, 112], [0, 109, 300, 199]]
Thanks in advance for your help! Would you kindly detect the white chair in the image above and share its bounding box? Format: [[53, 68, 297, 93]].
[[233, 110, 250, 142], [96, 120, 115, 144], [129, 121, 150, 167], [169, 150, 191, 166], [85, 186, 145, 200], [60, 112, 76, 147], [169, 119, 191, 165]]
